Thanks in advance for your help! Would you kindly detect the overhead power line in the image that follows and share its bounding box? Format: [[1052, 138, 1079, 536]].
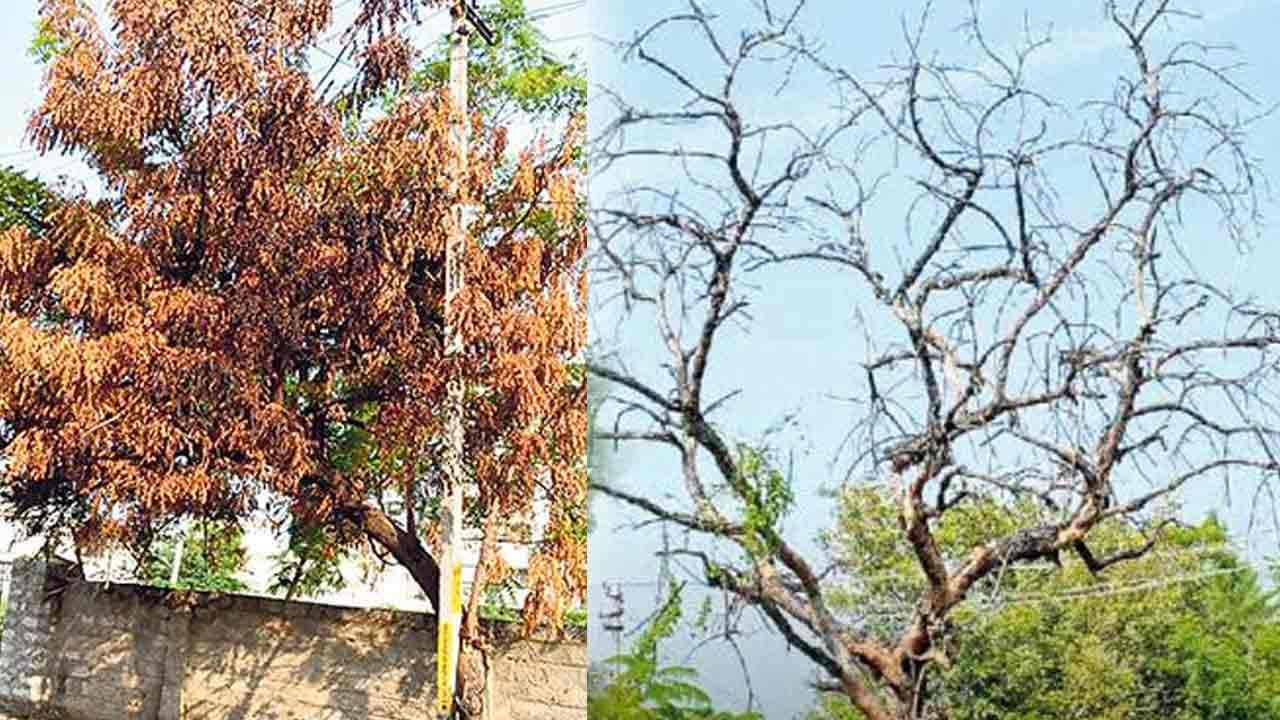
[[990, 565, 1250, 607], [601, 542, 1262, 616], [526, 0, 586, 19], [545, 32, 592, 45], [0, 149, 40, 162]]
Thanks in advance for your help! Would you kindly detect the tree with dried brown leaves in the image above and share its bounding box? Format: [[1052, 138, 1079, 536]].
[[0, 0, 586, 645], [590, 1, 1278, 717]]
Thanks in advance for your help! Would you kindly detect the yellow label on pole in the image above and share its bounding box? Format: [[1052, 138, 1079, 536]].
[[437, 621, 455, 715]]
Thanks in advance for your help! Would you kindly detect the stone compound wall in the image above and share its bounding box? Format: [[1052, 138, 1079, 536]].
[[0, 555, 585, 720]]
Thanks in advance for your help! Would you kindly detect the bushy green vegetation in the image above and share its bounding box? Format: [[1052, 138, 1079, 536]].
[[589, 585, 762, 720], [409, 0, 586, 123], [812, 490, 1280, 720], [0, 165, 52, 234], [142, 521, 248, 594]]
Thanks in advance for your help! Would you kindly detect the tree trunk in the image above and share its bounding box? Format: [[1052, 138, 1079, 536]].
[[355, 505, 442, 612], [463, 506, 500, 640], [353, 504, 488, 718]]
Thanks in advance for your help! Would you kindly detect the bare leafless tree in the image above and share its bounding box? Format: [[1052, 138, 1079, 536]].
[[589, 1, 1278, 718]]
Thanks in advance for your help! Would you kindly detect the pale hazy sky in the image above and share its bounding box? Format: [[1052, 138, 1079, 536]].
[[0, 0, 589, 188]]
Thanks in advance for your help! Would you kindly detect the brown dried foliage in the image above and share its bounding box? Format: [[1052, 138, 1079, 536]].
[[0, 0, 586, 629]]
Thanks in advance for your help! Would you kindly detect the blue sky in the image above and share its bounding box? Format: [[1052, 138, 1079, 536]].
[[587, 1, 1280, 717]]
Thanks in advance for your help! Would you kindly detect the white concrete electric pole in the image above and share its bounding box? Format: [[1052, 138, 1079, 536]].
[[599, 582, 625, 676], [438, 2, 494, 718], [169, 522, 187, 586]]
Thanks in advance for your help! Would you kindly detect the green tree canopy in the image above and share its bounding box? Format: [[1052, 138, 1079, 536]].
[[811, 489, 1280, 719], [409, 0, 586, 123]]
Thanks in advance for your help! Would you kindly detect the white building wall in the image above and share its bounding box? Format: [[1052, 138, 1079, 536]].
[[0, 502, 545, 614]]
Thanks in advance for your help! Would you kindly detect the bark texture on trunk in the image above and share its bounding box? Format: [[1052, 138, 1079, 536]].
[[353, 504, 488, 718], [463, 506, 500, 640], [356, 505, 442, 613]]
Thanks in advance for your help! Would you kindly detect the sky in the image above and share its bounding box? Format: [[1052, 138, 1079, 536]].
[[586, 1, 1280, 718], [0, 0, 589, 189]]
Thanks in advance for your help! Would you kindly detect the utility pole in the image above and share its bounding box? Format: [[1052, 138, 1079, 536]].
[[169, 522, 187, 586], [168, 531, 185, 585], [599, 582, 625, 676], [656, 521, 672, 605], [438, 2, 494, 718]]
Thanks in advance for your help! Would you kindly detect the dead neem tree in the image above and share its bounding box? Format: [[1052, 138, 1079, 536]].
[[589, 1, 1278, 718]]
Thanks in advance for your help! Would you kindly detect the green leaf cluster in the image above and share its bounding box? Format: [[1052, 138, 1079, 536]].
[[736, 445, 794, 559], [28, 19, 67, 65], [410, 0, 586, 123], [589, 584, 763, 720], [267, 520, 348, 600], [821, 486, 1045, 640], [813, 494, 1280, 720], [0, 166, 53, 235], [143, 520, 249, 594]]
